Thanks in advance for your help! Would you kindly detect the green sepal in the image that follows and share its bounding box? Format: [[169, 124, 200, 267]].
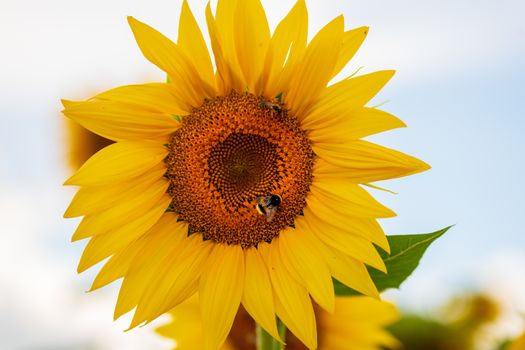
[[334, 226, 452, 295], [256, 319, 286, 350]]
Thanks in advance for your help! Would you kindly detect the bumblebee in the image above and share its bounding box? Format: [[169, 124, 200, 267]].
[[259, 99, 282, 114], [255, 194, 282, 223]]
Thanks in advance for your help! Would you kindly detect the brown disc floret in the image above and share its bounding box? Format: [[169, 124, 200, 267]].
[[165, 91, 314, 248]]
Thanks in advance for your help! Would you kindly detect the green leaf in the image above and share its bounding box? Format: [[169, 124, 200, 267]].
[[495, 339, 512, 350], [334, 226, 452, 295], [333, 278, 361, 296]]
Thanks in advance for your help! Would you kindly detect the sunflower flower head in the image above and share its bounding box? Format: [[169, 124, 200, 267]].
[[165, 91, 315, 248], [62, 0, 429, 349]]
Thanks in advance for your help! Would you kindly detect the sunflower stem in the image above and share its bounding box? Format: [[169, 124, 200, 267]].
[[256, 319, 287, 350]]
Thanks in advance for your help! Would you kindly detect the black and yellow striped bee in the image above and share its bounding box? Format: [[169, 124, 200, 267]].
[[259, 99, 282, 114], [255, 194, 282, 223]]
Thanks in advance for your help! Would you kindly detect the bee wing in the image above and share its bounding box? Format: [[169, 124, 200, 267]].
[[265, 207, 278, 223]]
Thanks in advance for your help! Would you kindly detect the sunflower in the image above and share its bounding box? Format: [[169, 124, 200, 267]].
[[64, 119, 113, 171], [508, 331, 525, 350], [62, 0, 429, 349], [156, 295, 400, 350]]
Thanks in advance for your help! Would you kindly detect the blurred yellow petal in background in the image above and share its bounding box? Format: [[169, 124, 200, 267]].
[[156, 295, 399, 350]]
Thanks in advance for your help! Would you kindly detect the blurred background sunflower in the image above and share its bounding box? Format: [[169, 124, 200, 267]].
[[1, 0, 524, 349], [156, 295, 400, 350]]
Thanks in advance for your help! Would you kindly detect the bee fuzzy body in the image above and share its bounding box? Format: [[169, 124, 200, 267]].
[[259, 99, 282, 114], [255, 194, 282, 223]]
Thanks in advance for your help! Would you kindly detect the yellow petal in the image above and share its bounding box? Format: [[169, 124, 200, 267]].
[[508, 332, 525, 350], [306, 107, 406, 142], [303, 208, 386, 272], [308, 184, 391, 252], [294, 216, 379, 298], [279, 225, 334, 313], [155, 296, 208, 349], [200, 244, 245, 350], [284, 16, 344, 119], [89, 239, 146, 291], [256, 240, 272, 261], [308, 166, 391, 251], [90, 215, 184, 291], [126, 217, 188, 275], [303, 70, 395, 125], [309, 180, 395, 218], [215, 0, 238, 60], [325, 247, 379, 299], [130, 234, 212, 328], [92, 83, 188, 115], [332, 26, 369, 78], [71, 178, 169, 241], [64, 163, 166, 218], [213, 0, 244, 91], [267, 240, 317, 349], [127, 16, 207, 107], [363, 182, 398, 195], [319, 297, 400, 350], [64, 141, 167, 186], [114, 221, 189, 319], [62, 98, 180, 142], [77, 195, 171, 272], [340, 297, 400, 324], [263, 0, 308, 98], [313, 139, 431, 183], [233, 0, 270, 93], [178, 0, 216, 92], [205, 3, 239, 94], [242, 247, 281, 342]]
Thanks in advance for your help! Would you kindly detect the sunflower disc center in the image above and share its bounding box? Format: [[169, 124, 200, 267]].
[[165, 91, 314, 248], [209, 133, 279, 207]]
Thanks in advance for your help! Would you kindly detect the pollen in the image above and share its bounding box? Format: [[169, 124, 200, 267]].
[[165, 91, 315, 248]]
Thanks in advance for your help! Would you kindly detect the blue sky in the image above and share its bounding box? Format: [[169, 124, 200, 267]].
[[1, 0, 524, 348]]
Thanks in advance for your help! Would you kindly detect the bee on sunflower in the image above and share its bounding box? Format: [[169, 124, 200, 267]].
[[62, 0, 429, 349]]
